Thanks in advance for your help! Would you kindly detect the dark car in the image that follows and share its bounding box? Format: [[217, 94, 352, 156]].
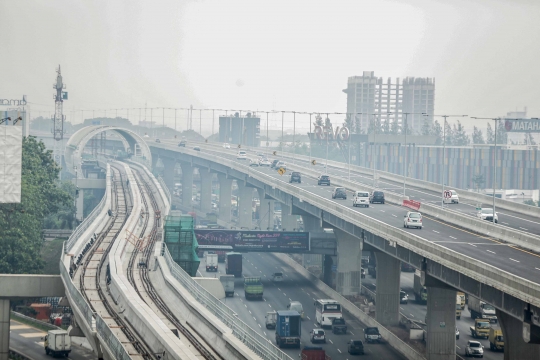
[[271, 159, 280, 168], [318, 175, 331, 186], [289, 172, 302, 183], [178, 140, 187, 147], [369, 191, 385, 204], [332, 187, 347, 200], [364, 327, 382, 343], [331, 318, 347, 334], [347, 340, 365, 355], [155, 138, 161, 143], [193, 146, 201, 151]]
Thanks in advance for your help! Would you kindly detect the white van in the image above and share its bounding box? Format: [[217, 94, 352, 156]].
[[353, 191, 370, 208], [287, 301, 305, 319]]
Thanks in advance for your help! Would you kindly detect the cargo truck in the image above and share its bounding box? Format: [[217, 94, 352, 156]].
[[43, 329, 71, 357], [265, 311, 277, 329], [275, 310, 301, 348], [244, 276, 263, 300], [300, 346, 331, 360], [489, 326, 504, 351], [468, 295, 497, 323], [456, 295, 462, 319], [457, 292, 466, 309], [413, 270, 427, 304], [470, 318, 491, 339], [206, 253, 218, 272], [219, 275, 235, 297], [225, 252, 242, 277]]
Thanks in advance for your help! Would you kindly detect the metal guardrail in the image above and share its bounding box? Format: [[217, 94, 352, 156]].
[[10, 311, 62, 331], [162, 244, 293, 360], [59, 257, 95, 329], [43, 229, 73, 239], [96, 316, 132, 360], [157, 175, 171, 205], [65, 180, 108, 253]]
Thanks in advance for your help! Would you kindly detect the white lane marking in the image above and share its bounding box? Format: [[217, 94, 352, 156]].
[[433, 230, 440, 234], [264, 332, 267, 336], [469, 243, 477, 247], [456, 345, 461, 349], [283, 293, 287, 296], [289, 298, 292, 301], [392, 214, 397, 217], [536, 268, 540, 271], [487, 250, 496, 254], [400, 307, 404, 310], [509, 258, 520, 263], [258, 324, 261, 328], [249, 310, 252, 314], [520, 227, 529, 231], [350, 331, 355, 335], [380, 210, 385, 213], [449, 236, 457, 239], [502, 222, 510, 225], [253, 317, 256, 321], [268, 304, 272, 308], [409, 314, 415, 317], [337, 349, 342, 353], [306, 316, 311, 320], [245, 304, 247, 308], [329, 339, 333, 344]]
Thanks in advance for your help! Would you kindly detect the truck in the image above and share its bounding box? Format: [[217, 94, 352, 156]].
[[457, 292, 466, 309], [468, 295, 497, 323], [265, 311, 277, 329], [219, 275, 235, 297], [331, 317, 347, 334], [300, 346, 331, 360], [244, 276, 263, 300], [225, 252, 242, 277], [413, 270, 427, 304], [456, 295, 462, 319], [488, 326, 504, 351], [470, 318, 491, 339], [275, 310, 301, 348], [216, 250, 226, 263], [44, 329, 71, 357], [206, 253, 218, 272]]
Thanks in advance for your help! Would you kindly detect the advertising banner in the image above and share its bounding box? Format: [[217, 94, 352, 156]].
[[504, 119, 540, 132], [194, 230, 310, 253]]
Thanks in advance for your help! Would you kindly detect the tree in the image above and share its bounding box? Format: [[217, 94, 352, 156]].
[[421, 118, 432, 136], [382, 118, 391, 134], [313, 114, 324, 127], [444, 121, 454, 145], [472, 126, 485, 144], [390, 118, 400, 134], [43, 181, 77, 229], [497, 120, 508, 144], [486, 123, 495, 144], [433, 120, 443, 145], [0, 137, 73, 273], [344, 114, 355, 134], [368, 116, 382, 135], [453, 120, 470, 146], [472, 173, 485, 192], [524, 133, 537, 145]]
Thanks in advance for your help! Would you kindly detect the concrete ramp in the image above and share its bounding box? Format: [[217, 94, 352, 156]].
[[193, 278, 226, 299]]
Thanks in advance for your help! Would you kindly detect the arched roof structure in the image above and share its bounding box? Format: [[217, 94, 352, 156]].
[[65, 126, 151, 176]]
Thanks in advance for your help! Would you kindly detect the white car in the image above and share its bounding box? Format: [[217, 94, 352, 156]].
[[353, 191, 370, 208], [404, 211, 423, 229], [456, 326, 460, 340], [276, 161, 287, 170], [223, 143, 231, 149], [310, 329, 326, 343], [271, 272, 283, 282], [236, 151, 247, 160], [443, 189, 459, 204], [465, 340, 484, 358], [249, 158, 259, 167], [259, 158, 271, 166], [477, 208, 498, 223]]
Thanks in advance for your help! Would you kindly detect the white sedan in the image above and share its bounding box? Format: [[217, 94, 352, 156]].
[[404, 211, 423, 229], [477, 208, 498, 223], [259, 159, 271, 166], [223, 143, 231, 149]]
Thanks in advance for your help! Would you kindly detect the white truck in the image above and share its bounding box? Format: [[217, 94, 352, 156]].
[[206, 253, 218, 272], [220, 275, 235, 297], [44, 329, 71, 357], [468, 295, 497, 323]]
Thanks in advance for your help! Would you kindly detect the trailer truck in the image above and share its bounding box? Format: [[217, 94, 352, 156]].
[[413, 270, 427, 304], [468, 295, 497, 323], [225, 252, 242, 277], [275, 310, 302, 348], [43, 329, 71, 357], [244, 276, 263, 300]]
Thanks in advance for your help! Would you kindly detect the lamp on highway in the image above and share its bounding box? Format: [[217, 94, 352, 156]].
[[427, 114, 468, 208]]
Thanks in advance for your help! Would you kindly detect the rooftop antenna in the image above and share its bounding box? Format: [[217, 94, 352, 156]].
[[53, 65, 66, 141]]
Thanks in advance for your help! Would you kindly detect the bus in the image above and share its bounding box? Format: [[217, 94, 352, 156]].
[[314, 299, 342, 327]]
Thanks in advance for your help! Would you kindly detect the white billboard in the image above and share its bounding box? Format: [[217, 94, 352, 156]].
[[0, 123, 22, 203]]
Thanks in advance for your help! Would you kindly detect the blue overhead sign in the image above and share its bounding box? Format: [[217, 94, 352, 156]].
[[194, 230, 310, 253]]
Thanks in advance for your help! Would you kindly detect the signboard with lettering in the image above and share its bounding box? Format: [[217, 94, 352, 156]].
[[504, 119, 540, 132], [194, 230, 310, 253], [310, 125, 350, 141]]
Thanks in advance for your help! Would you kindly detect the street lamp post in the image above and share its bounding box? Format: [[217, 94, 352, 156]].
[[325, 113, 329, 174], [293, 111, 296, 165], [309, 113, 312, 166], [429, 114, 468, 208]]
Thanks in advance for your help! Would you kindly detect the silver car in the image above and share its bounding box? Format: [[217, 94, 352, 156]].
[[477, 208, 498, 223], [404, 211, 423, 229]]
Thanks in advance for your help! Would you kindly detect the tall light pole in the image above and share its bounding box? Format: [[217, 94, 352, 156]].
[[309, 113, 312, 166], [325, 113, 329, 174], [266, 112, 269, 156], [281, 111, 284, 155], [292, 111, 296, 164], [429, 114, 468, 208]]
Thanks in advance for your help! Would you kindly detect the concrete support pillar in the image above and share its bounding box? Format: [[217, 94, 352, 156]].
[[280, 203, 297, 231], [76, 189, 84, 222], [425, 287, 456, 360], [498, 309, 540, 360], [180, 162, 193, 207], [323, 255, 334, 286], [375, 252, 401, 326], [0, 299, 10, 360], [200, 170, 213, 213], [237, 182, 253, 229], [162, 158, 176, 195], [334, 229, 362, 296], [302, 214, 322, 232], [256, 188, 273, 231], [218, 174, 232, 224]]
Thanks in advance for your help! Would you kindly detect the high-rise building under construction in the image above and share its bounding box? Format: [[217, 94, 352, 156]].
[[343, 71, 435, 134]]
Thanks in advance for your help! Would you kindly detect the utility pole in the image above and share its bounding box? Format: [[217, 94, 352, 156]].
[[52, 65, 67, 179]]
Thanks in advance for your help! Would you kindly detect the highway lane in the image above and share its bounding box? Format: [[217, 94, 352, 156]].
[[9, 320, 94, 360], [364, 273, 503, 360], [180, 140, 540, 237], [197, 253, 406, 360], [190, 146, 540, 285]]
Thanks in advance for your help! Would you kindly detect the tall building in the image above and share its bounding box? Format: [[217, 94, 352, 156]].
[[343, 71, 435, 134], [219, 113, 260, 147]]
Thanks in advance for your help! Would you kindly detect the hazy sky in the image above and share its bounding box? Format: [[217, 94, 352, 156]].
[[1, 0, 539, 133]]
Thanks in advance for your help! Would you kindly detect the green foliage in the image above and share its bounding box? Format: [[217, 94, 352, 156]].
[[43, 181, 77, 229], [421, 118, 432, 136], [486, 123, 495, 144], [497, 120, 508, 144], [432, 120, 443, 145], [0, 137, 73, 274], [453, 120, 470, 146], [523, 199, 540, 207], [524, 133, 537, 145], [444, 120, 454, 145], [472, 126, 485, 144], [472, 173, 485, 192]]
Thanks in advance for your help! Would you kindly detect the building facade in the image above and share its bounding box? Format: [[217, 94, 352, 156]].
[[219, 114, 260, 147]]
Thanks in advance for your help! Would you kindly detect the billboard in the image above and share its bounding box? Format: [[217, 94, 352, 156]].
[[194, 230, 310, 253], [0, 115, 23, 203], [504, 119, 540, 132]]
